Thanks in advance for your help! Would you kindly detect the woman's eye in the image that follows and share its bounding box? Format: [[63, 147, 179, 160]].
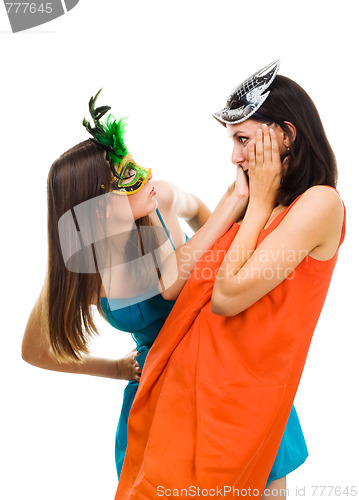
[[238, 137, 248, 144], [124, 168, 136, 179]]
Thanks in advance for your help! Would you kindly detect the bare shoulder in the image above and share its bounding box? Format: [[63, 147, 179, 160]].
[[152, 180, 177, 211], [299, 185, 343, 206], [277, 186, 344, 259], [152, 180, 193, 218], [288, 186, 344, 225]]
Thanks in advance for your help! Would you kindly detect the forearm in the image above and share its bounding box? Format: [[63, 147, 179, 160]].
[[212, 125, 283, 315], [22, 297, 134, 381], [161, 194, 247, 300], [23, 347, 121, 379], [212, 202, 271, 313], [185, 196, 211, 232], [218, 202, 270, 276]]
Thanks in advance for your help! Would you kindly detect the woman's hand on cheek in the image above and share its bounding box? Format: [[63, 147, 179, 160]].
[[229, 165, 249, 210], [234, 165, 249, 198], [248, 124, 281, 210]]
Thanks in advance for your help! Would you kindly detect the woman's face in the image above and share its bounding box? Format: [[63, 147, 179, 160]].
[[125, 169, 157, 219], [227, 119, 288, 174]]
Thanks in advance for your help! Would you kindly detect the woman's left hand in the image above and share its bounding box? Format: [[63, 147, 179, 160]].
[[116, 348, 142, 382], [248, 124, 282, 211]]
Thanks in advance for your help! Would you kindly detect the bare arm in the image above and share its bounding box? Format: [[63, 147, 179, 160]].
[[22, 296, 141, 381], [212, 186, 344, 316], [159, 170, 249, 301], [211, 126, 344, 316], [211, 181, 236, 215], [154, 180, 212, 232], [179, 193, 211, 232], [22, 182, 219, 379]]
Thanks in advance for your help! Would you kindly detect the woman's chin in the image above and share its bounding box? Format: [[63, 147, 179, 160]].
[[140, 198, 158, 218], [152, 197, 159, 211]]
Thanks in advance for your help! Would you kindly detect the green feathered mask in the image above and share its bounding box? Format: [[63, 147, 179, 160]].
[[83, 89, 151, 195]]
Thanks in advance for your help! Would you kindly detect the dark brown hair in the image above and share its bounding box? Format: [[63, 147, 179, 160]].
[[251, 75, 337, 206]]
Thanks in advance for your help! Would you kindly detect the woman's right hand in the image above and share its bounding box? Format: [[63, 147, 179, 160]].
[[116, 348, 142, 382], [232, 165, 250, 201]]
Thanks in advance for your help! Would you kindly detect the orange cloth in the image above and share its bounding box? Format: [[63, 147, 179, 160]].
[[115, 192, 345, 499]]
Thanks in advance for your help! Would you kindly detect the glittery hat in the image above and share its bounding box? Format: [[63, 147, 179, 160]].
[[213, 60, 280, 125]]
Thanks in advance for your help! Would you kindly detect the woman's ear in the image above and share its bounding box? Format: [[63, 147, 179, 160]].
[[282, 121, 296, 147]]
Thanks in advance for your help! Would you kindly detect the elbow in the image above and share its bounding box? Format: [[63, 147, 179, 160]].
[[211, 281, 231, 316], [21, 338, 47, 368], [210, 297, 224, 316], [211, 287, 246, 317], [160, 277, 179, 301], [160, 272, 187, 301], [21, 346, 50, 370], [160, 288, 178, 301], [21, 341, 38, 366], [22, 297, 52, 369], [21, 344, 35, 366], [211, 291, 232, 317]]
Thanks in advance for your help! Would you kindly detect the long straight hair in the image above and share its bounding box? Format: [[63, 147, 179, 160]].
[[43, 140, 157, 362]]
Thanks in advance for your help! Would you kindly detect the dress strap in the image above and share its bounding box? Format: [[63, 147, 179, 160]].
[[155, 208, 176, 250]]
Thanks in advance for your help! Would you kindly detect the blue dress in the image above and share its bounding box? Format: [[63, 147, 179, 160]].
[[101, 211, 308, 485]]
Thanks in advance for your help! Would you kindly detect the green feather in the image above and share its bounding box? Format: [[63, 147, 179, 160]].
[[83, 89, 128, 170], [94, 105, 111, 120]]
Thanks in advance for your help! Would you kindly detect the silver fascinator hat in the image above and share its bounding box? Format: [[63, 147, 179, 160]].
[[213, 60, 280, 126]]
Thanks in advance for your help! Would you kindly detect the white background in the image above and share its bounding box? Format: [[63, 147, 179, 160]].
[[1, 1, 358, 499]]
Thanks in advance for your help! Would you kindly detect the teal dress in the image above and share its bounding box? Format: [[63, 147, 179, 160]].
[[101, 210, 308, 485]]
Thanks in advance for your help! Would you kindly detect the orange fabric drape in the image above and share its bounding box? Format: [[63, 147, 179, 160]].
[[115, 192, 345, 499]]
